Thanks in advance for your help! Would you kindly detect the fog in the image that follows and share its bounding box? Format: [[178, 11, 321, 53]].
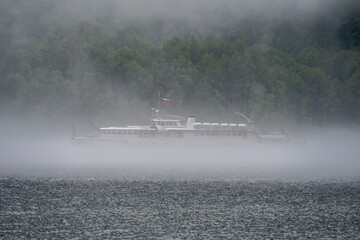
[[0, 0, 359, 181], [8, 0, 356, 43], [0, 126, 359, 181]]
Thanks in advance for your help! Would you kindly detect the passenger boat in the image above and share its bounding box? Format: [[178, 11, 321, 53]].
[[71, 108, 272, 145]]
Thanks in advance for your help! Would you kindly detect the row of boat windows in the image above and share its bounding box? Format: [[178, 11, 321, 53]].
[[101, 129, 245, 136], [101, 130, 138, 135], [156, 122, 177, 126], [195, 131, 244, 136]]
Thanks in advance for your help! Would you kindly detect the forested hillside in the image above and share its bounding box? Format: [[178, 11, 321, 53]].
[[0, 0, 359, 127]]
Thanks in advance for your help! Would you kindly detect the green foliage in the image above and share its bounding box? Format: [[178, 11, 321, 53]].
[[0, 0, 360, 126]]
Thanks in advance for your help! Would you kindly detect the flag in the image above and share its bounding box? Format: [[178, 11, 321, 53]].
[[162, 98, 171, 104]]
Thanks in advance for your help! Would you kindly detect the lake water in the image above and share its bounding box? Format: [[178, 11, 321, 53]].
[[1, 177, 360, 239]]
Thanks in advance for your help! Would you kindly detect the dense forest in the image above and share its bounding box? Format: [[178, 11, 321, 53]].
[[0, 0, 359, 128]]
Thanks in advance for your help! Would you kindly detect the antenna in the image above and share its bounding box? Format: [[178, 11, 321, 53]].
[[234, 112, 251, 123], [157, 92, 161, 112]]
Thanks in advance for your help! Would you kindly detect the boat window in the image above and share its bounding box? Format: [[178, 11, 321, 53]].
[[112, 130, 116, 134], [106, 130, 110, 134], [133, 130, 138, 135], [117, 130, 121, 135]]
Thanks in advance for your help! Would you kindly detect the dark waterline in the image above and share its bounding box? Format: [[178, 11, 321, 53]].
[[1, 178, 359, 239]]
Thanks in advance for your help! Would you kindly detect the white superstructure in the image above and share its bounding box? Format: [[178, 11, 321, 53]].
[[72, 108, 261, 144]]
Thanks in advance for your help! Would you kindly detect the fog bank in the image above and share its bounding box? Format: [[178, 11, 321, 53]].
[[0, 127, 359, 181]]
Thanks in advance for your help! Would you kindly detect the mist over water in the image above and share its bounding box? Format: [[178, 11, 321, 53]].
[[1, 127, 359, 181], [1, 128, 360, 238]]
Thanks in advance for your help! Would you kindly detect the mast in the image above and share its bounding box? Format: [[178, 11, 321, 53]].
[[157, 92, 160, 112]]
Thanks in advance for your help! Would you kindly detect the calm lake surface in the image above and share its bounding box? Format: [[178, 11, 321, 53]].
[[1, 177, 360, 239]]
